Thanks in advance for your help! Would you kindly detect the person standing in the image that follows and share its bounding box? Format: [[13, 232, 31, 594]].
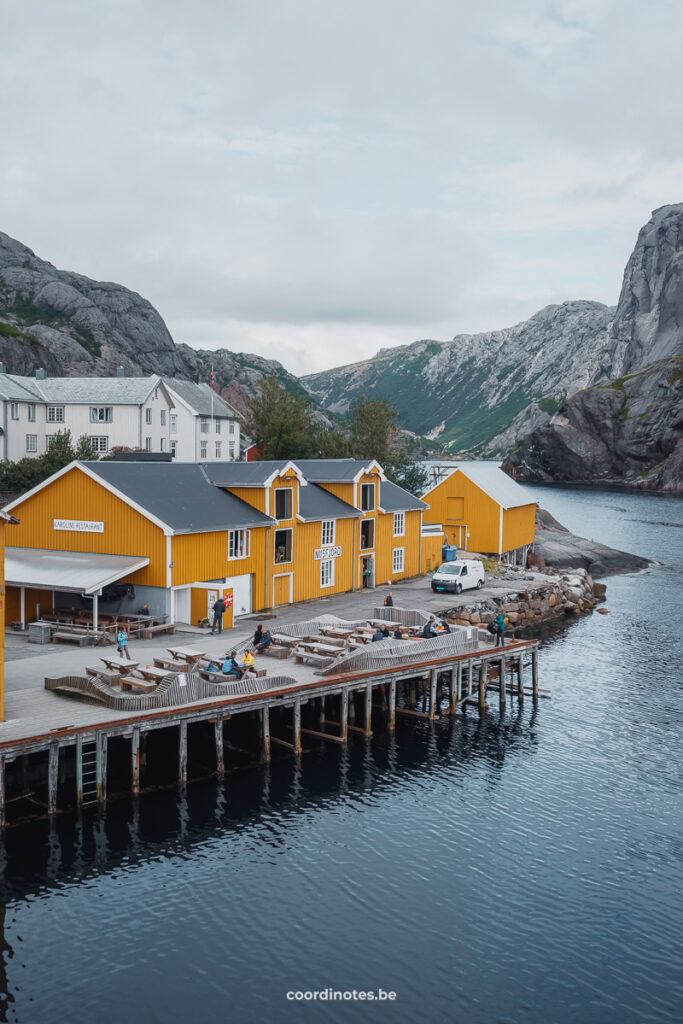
[[384, 592, 394, 607], [211, 596, 226, 634], [494, 611, 506, 647], [253, 624, 264, 647], [117, 626, 131, 660]]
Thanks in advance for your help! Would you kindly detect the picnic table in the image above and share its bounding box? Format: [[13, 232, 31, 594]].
[[136, 665, 172, 682], [298, 641, 342, 656], [100, 654, 140, 676], [167, 645, 205, 665], [270, 633, 300, 649], [368, 618, 400, 628], [319, 626, 354, 639], [154, 656, 190, 672]]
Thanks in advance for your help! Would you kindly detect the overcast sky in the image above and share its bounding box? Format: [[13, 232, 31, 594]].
[[2, 0, 682, 375]]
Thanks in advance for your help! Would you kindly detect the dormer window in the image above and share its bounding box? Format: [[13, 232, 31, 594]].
[[275, 488, 293, 520], [360, 483, 375, 511]]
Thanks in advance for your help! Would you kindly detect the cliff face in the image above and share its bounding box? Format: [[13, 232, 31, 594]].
[[510, 205, 683, 492], [0, 232, 303, 412], [303, 300, 613, 451]]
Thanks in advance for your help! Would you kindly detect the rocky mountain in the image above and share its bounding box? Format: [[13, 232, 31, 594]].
[[303, 300, 614, 452], [509, 205, 683, 491], [0, 231, 302, 415]]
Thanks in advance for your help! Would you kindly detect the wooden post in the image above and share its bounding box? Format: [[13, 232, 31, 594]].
[[517, 655, 524, 701], [76, 735, 83, 809], [465, 662, 472, 697], [388, 679, 396, 731], [429, 669, 438, 720], [319, 696, 325, 728], [409, 681, 416, 707], [340, 689, 349, 743], [450, 666, 458, 714], [48, 743, 59, 817], [478, 663, 487, 711], [532, 649, 539, 700], [499, 657, 506, 711], [293, 700, 302, 756], [348, 691, 356, 724], [261, 707, 271, 763], [215, 715, 225, 774], [0, 758, 5, 829], [364, 683, 373, 736], [96, 732, 107, 806], [178, 720, 187, 786], [131, 727, 141, 795]]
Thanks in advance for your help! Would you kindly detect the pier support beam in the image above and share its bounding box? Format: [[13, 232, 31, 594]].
[[517, 656, 524, 701], [450, 666, 459, 714], [96, 732, 107, 806], [260, 708, 271, 763], [499, 658, 506, 712], [429, 669, 438, 720], [48, 743, 59, 817], [76, 735, 83, 809], [388, 679, 396, 731], [532, 650, 539, 700], [215, 716, 225, 774], [340, 690, 349, 743], [0, 758, 5, 828], [293, 700, 302, 756], [131, 727, 141, 795], [478, 664, 487, 711], [364, 684, 373, 736], [178, 721, 187, 786]]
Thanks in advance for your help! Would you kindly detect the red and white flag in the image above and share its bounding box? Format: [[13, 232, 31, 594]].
[[210, 368, 215, 390]]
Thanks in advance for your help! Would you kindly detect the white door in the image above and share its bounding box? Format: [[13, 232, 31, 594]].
[[225, 574, 252, 616], [174, 588, 191, 623], [207, 589, 218, 617]]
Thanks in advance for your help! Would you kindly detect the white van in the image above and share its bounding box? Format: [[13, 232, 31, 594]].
[[431, 559, 485, 594]]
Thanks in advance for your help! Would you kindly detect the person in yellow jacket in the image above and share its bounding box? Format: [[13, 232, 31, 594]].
[[241, 649, 257, 676]]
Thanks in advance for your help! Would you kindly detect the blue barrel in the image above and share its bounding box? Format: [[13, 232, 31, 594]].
[[441, 545, 458, 562]]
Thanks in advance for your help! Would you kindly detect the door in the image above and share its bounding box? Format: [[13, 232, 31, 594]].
[[273, 574, 291, 606], [460, 565, 475, 591], [174, 588, 191, 624], [361, 555, 375, 589], [207, 589, 218, 618]]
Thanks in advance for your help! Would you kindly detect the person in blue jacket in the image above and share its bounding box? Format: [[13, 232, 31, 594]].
[[494, 612, 506, 647], [117, 627, 131, 660]]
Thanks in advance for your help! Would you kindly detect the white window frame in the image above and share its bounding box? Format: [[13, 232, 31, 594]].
[[274, 487, 293, 521], [10, 403, 19, 420], [27, 403, 36, 422], [215, 441, 222, 458], [47, 406, 64, 423], [393, 511, 405, 537], [360, 518, 375, 551], [200, 418, 209, 433], [160, 409, 166, 426], [392, 547, 405, 574], [229, 421, 235, 434], [170, 414, 177, 434], [89, 435, 109, 453], [90, 406, 112, 423], [320, 558, 334, 588], [274, 527, 293, 565], [145, 436, 152, 451], [170, 440, 177, 457], [321, 519, 335, 546], [200, 441, 208, 459], [145, 408, 152, 424], [25, 433, 37, 453], [228, 528, 251, 560], [215, 420, 221, 434], [360, 482, 375, 511], [228, 441, 236, 459], [160, 438, 167, 452]]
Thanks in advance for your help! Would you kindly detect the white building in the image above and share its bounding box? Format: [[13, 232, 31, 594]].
[[162, 378, 240, 462], [0, 369, 240, 463]]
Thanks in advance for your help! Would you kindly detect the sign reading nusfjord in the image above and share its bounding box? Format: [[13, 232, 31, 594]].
[[314, 545, 342, 560], [53, 518, 105, 533]]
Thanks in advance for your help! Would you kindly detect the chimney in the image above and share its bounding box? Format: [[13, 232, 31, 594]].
[[116, 366, 125, 378], [35, 368, 47, 380]]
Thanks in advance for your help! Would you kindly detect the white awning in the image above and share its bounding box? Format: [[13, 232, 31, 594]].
[[5, 547, 150, 595]]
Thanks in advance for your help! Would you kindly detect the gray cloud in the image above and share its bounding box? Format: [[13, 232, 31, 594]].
[[1, 0, 682, 373]]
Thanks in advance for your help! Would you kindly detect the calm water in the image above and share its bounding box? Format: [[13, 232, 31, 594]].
[[1, 488, 681, 1024]]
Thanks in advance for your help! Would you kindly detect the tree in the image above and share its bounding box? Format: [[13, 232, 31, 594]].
[[244, 376, 319, 460], [0, 430, 99, 495], [348, 396, 397, 465]]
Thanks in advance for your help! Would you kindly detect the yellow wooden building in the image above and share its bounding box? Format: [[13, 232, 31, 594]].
[[2, 458, 440, 628], [0, 510, 19, 722], [421, 463, 536, 564]]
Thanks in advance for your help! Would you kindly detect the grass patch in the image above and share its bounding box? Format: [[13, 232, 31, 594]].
[[537, 394, 565, 415], [0, 321, 33, 341]]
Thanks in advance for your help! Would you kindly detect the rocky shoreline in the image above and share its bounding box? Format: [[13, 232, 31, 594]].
[[440, 566, 606, 634]]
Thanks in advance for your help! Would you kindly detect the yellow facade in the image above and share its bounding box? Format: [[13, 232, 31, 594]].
[[0, 517, 6, 721], [422, 469, 535, 555]]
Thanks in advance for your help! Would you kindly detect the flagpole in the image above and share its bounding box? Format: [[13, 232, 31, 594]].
[[210, 367, 214, 447]]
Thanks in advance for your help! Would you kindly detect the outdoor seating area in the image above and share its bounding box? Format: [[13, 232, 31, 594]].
[[20, 608, 175, 647]]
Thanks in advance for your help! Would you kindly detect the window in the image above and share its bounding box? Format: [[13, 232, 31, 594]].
[[26, 433, 37, 453], [145, 436, 152, 451], [275, 488, 293, 521], [47, 406, 64, 422], [229, 421, 235, 434], [360, 483, 375, 511], [170, 414, 177, 434], [160, 410, 166, 426], [460, 564, 468, 576], [393, 512, 405, 537], [320, 559, 334, 588], [160, 438, 167, 452], [447, 497, 465, 520], [170, 440, 177, 457], [200, 418, 209, 433], [215, 441, 222, 458], [10, 403, 18, 420], [89, 436, 109, 453], [228, 529, 250, 560], [200, 441, 207, 459], [360, 519, 374, 550], [321, 520, 335, 546], [154, 387, 159, 399], [274, 528, 292, 564], [228, 441, 236, 459], [90, 406, 112, 423], [392, 548, 405, 574], [46, 434, 55, 448], [27, 403, 36, 422], [145, 408, 152, 424], [215, 420, 221, 434]]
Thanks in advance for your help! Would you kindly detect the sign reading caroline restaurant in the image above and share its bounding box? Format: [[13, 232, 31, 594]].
[[53, 519, 105, 533], [314, 545, 342, 560]]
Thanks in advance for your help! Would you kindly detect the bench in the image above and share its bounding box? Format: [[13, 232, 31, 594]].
[[153, 657, 188, 672], [120, 676, 157, 693], [293, 649, 333, 668], [140, 623, 177, 639], [258, 645, 290, 659], [53, 631, 89, 646]]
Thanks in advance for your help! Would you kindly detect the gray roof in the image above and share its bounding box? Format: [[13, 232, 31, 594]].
[[6, 375, 163, 405], [82, 461, 275, 534], [162, 378, 238, 418], [5, 547, 149, 594], [380, 480, 428, 512], [299, 484, 360, 521], [203, 461, 296, 486], [291, 459, 378, 482], [424, 463, 536, 509], [0, 374, 44, 402]]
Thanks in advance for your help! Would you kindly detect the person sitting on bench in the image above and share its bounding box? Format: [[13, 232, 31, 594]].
[[371, 626, 384, 642], [240, 649, 257, 675], [393, 626, 403, 640], [221, 651, 243, 679], [256, 629, 272, 652]]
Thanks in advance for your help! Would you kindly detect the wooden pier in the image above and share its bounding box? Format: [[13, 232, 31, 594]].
[[0, 635, 540, 827]]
